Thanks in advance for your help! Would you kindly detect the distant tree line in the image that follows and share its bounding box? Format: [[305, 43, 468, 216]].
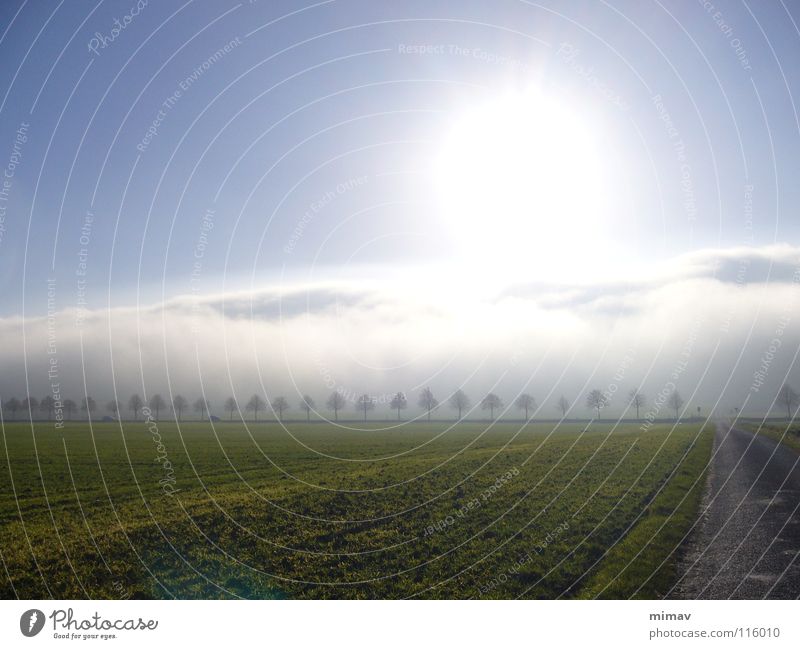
[[3, 383, 794, 423]]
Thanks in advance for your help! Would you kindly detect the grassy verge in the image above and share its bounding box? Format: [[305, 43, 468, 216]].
[[577, 424, 714, 599], [740, 421, 800, 454]]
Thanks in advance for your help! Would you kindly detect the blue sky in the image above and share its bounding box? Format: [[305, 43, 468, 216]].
[[0, 1, 798, 414], [1, 0, 798, 314]]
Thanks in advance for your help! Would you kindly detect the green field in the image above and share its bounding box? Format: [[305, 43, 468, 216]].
[[0, 421, 712, 599]]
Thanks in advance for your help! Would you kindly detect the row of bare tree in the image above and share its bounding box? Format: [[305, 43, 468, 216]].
[[3, 384, 797, 422]]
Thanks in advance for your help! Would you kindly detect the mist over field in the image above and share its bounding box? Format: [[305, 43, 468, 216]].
[[2, 244, 797, 418]]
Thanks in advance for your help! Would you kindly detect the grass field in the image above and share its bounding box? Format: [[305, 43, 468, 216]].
[[0, 420, 712, 599]]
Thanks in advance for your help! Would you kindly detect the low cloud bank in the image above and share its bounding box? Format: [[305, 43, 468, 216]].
[[1, 245, 798, 419]]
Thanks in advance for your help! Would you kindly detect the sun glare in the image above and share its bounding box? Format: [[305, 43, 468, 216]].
[[435, 89, 610, 274]]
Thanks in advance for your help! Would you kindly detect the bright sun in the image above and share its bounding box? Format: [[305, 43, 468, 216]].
[[435, 89, 609, 273]]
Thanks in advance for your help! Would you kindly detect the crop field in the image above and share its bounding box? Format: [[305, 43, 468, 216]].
[[0, 421, 712, 599]]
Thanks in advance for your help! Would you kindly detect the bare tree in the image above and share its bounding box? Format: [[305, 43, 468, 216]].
[[449, 389, 470, 420], [418, 388, 438, 421], [326, 392, 346, 421], [128, 394, 143, 420], [149, 394, 166, 420], [271, 396, 288, 421], [22, 396, 38, 418], [628, 389, 646, 420], [586, 389, 607, 419], [515, 393, 536, 421], [481, 393, 503, 420], [106, 399, 120, 418], [300, 395, 315, 422], [193, 397, 210, 420], [557, 395, 570, 417], [357, 394, 375, 422], [777, 383, 799, 419], [172, 395, 187, 421], [246, 394, 265, 422], [389, 392, 407, 420], [63, 399, 77, 420], [40, 395, 55, 420], [3, 397, 21, 420], [81, 396, 96, 419], [224, 397, 238, 421], [667, 390, 684, 420]]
